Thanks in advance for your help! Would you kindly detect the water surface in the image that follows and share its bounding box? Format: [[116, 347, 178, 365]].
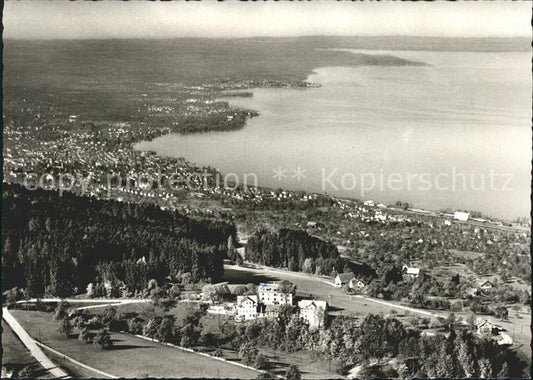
[[136, 50, 531, 220]]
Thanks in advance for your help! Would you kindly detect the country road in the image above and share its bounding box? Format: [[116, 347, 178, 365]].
[[34, 341, 118, 378], [14, 298, 152, 312], [2, 307, 69, 378]]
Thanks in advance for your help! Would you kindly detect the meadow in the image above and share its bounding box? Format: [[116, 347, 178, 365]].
[[9, 310, 260, 378]]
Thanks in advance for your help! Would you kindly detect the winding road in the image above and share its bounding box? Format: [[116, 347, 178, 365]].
[[2, 307, 69, 378]]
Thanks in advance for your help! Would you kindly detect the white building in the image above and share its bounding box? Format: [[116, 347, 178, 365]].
[[454, 211, 470, 222], [334, 272, 355, 287], [298, 300, 327, 329], [349, 278, 367, 291], [257, 283, 293, 305], [402, 265, 420, 279], [236, 295, 258, 321]]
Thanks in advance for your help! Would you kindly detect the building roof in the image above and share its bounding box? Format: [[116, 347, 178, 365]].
[[258, 282, 278, 291], [475, 317, 494, 328], [336, 272, 356, 282], [202, 282, 231, 294], [298, 300, 327, 309], [237, 295, 257, 306]]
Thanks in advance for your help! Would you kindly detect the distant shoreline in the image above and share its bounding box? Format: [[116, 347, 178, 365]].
[[135, 51, 530, 223]]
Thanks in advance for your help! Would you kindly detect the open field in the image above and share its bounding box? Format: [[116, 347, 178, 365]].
[[10, 310, 260, 378], [1, 320, 53, 378]]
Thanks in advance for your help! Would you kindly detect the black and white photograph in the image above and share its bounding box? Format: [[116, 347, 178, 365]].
[[1, 1, 531, 378]]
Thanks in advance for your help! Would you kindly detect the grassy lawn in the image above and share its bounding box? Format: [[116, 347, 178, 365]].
[[10, 310, 259, 378], [1, 320, 53, 378]]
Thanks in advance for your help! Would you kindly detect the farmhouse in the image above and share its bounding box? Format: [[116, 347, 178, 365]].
[[298, 300, 328, 329], [349, 278, 367, 291], [335, 272, 355, 287]]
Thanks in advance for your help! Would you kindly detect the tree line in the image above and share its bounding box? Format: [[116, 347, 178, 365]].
[[245, 228, 343, 274], [2, 183, 235, 297]]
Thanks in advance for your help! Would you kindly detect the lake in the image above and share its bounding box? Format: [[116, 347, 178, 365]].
[[135, 49, 531, 220]]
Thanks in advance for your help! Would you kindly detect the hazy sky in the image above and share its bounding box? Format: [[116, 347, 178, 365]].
[[4, 1, 532, 40]]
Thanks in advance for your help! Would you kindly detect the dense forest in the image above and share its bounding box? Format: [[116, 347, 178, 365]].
[[245, 228, 343, 275], [2, 183, 235, 297]]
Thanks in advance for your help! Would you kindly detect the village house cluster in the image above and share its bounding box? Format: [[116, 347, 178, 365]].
[[206, 282, 328, 329]]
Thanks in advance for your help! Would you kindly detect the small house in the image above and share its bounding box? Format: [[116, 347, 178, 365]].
[[349, 278, 367, 291], [475, 318, 495, 335], [298, 300, 327, 329], [402, 264, 420, 279], [335, 272, 355, 287], [479, 280, 494, 290]]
